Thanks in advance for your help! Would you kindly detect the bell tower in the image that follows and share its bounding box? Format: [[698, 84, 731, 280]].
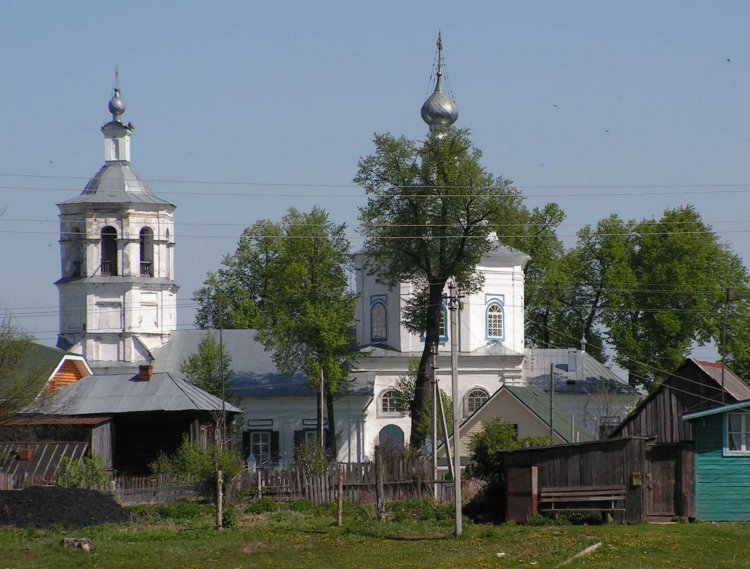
[[56, 79, 178, 365]]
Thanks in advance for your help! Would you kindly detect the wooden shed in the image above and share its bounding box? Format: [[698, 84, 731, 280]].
[[684, 401, 750, 521]]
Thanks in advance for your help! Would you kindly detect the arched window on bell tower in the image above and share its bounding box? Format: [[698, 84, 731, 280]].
[[100, 226, 118, 276], [139, 227, 154, 277]]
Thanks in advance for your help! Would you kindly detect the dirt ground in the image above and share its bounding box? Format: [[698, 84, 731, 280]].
[[0, 487, 130, 529]]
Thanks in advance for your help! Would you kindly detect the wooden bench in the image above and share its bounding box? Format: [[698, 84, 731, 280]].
[[539, 485, 626, 522]]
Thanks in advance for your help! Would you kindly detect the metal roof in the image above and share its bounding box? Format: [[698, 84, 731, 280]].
[[150, 330, 373, 398], [504, 385, 594, 442], [690, 359, 750, 401], [24, 371, 242, 415], [683, 400, 750, 421], [59, 162, 173, 207], [524, 348, 637, 394]]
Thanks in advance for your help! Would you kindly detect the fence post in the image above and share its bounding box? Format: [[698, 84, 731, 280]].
[[375, 445, 385, 522], [216, 470, 223, 530], [337, 463, 344, 528]]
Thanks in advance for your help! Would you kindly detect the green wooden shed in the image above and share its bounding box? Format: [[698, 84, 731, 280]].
[[684, 401, 750, 521]]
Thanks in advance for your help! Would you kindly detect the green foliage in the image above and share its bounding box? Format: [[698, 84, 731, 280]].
[[194, 208, 358, 456], [0, 318, 50, 419], [287, 499, 314, 513], [131, 503, 210, 521], [525, 513, 553, 526], [57, 455, 108, 490], [179, 332, 232, 398], [149, 437, 244, 497], [387, 498, 454, 523], [391, 358, 453, 439], [356, 128, 530, 448], [245, 498, 278, 514], [294, 438, 328, 478]]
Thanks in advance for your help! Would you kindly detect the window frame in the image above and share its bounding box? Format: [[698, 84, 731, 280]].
[[724, 412, 750, 456], [370, 300, 387, 342], [379, 389, 401, 417], [486, 301, 505, 340], [464, 387, 490, 416]]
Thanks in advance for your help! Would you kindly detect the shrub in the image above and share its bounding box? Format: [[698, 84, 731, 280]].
[[288, 499, 314, 513], [149, 436, 244, 499], [526, 513, 553, 526], [58, 455, 108, 490], [294, 438, 327, 478], [387, 498, 453, 523], [245, 498, 278, 514]]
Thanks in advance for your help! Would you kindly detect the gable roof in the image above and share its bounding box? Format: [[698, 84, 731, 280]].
[[609, 358, 750, 438], [448, 385, 593, 448], [23, 371, 242, 416]]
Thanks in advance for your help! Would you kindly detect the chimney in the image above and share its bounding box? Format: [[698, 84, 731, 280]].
[[138, 365, 154, 381]]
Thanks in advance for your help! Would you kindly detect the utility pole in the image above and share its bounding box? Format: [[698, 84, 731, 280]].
[[549, 363, 554, 439], [722, 288, 735, 404], [431, 342, 438, 499], [448, 279, 462, 537]]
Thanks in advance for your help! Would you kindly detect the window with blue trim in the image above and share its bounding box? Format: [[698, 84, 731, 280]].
[[422, 304, 448, 342], [486, 302, 504, 339], [371, 302, 387, 341]]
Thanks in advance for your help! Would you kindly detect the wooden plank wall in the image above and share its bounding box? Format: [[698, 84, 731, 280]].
[[616, 365, 728, 444], [503, 438, 646, 523], [47, 360, 84, 392]]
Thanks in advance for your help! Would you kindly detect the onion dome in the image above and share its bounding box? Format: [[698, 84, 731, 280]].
[[421, 32, 458, 131], [108, 88, 126, 121]]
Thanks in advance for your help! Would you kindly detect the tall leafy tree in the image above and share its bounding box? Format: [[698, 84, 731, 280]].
[[193, 220, 282, 330], [356, 128, 527, 448], [194, 207, 357, 457], [257, 207, 357, 456]]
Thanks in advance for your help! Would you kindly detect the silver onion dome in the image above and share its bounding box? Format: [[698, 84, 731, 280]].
[[108, 88, 126, 120], [421, 74, 458, 130]]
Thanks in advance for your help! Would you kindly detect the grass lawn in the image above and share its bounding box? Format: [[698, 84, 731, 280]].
[[0, 502, 748, 568]]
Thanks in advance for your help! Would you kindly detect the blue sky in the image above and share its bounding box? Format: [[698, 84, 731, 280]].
[[2, 1, 750, 361]]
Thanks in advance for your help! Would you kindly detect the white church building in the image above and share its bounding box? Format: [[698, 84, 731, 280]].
[[54, 68, 637, 469]]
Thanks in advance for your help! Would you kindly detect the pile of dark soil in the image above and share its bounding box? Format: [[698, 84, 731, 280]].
[[0, 487, 131, 529]]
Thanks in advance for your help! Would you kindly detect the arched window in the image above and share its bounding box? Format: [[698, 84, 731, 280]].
[[139, 227, 154, 277], [100, 226, 117, 276], [380, 389, 400, 415], [378, 425, 405, 449], [464, 388, 489, 416], [70, 227, 83, 277], [486, 302, 504, 339], [371, 301, 387, 341]]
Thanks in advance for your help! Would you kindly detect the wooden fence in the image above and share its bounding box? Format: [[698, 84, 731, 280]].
[[106, 474, 203, 506]]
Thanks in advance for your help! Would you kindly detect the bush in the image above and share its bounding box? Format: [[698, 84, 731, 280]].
[[58, 455, 108, 490], [294, 439, 328, 478], [149, 436, 244, 499], [288, 499, 314, 513], [245, 498, 278, 514], [387, 498, 454, 523], [526, 513, 553, 526]]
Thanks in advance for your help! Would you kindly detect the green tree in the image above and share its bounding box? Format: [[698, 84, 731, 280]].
[[0, 318, 49, 419], [356, 128, 527, 448], [193, 220, 282, 330], [194, 207, 358, 457], [180, 332, 232, 399], [256, 207, 357, 457], [391, 358, 453, 438]]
